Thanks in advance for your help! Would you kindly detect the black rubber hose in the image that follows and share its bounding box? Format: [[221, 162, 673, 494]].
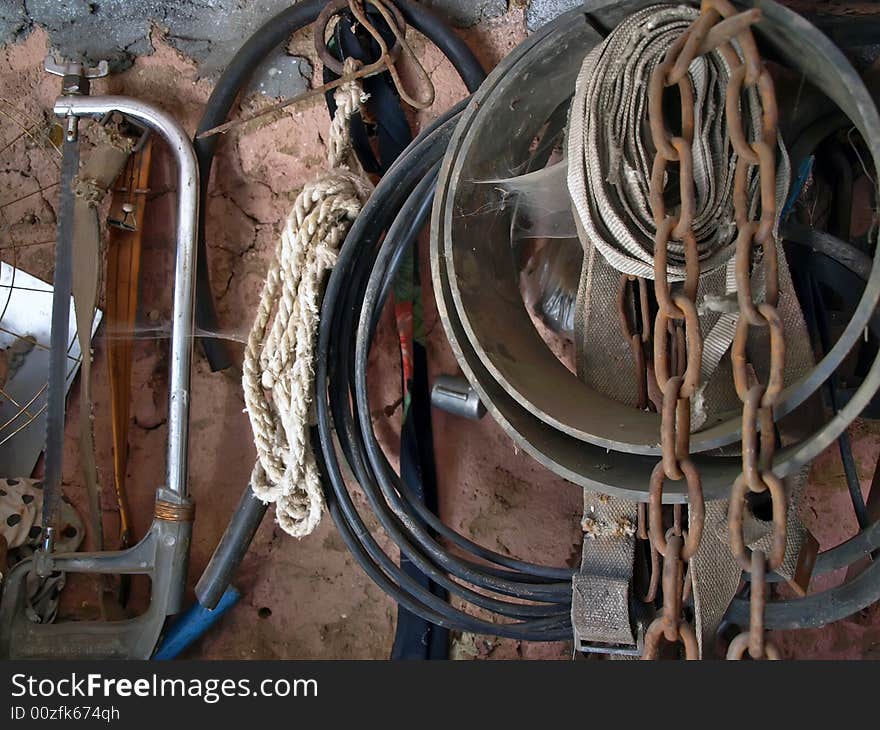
[[325, 112, 564, 592], [320, 445, 571, 637], [355, 173, 574, 594], [361, 161, 573, 584], [195, 484, 267, 609], [316, 107, 574, 639], [334, 102, 571, 586], [346, 155, 569, 603], [194, 0, 325, 371], [193, 0, 485, 371], [784, 222, 873, 281], [372, 168, 439, 334]]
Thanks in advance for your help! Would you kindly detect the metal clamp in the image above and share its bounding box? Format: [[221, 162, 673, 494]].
[[44, 55, 109, 95], [431, 375, 486, 420], [571, 573, 646, 657], [44, 55, 110, 142]]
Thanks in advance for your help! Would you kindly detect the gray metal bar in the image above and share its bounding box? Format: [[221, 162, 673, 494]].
[[41, 130, 79, 545]]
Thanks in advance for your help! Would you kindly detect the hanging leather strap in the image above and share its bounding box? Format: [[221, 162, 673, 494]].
[[71, 121, 134, 550]]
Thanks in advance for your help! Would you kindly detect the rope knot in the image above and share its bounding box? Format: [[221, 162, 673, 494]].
[[328, 58, 368, 170]]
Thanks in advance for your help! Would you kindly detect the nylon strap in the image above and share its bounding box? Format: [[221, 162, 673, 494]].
[[573, 493, 638, 651]]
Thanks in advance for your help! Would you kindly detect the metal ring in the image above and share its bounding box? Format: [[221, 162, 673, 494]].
[[726, 632, 782, 660], [705, 0, 762, 84], [434, 2, 880, 631], [725, 64, 760, 164], [314, 0, 407, 76], [741, 385, 767, 493], [661, 535, 685, 641], [654, 295, 702, 398], [660, 377, 685, 480], [648, 459, 703, 560], [759, 303, 785, 407], [665, 8, 721, 85], [155, 498, 195, 523]]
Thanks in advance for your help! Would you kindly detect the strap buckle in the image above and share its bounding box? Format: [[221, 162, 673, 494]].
[[571, 572, 647, 657]]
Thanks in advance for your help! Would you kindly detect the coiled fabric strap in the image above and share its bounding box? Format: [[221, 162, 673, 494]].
[[566, 4, 785, 281], [567, 3, 794, 428]]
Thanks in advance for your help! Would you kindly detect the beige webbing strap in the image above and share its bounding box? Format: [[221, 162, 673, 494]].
[[691, 469, 810, 657], [71, 124, 133, 550], [689, 245, 816, 657], [572, 492, 638, 651]]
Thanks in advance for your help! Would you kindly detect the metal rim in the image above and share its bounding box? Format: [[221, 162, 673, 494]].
[[431, 0, 880, 503]]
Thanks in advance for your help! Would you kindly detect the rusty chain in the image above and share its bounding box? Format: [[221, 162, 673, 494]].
[[641, 2, 706, 662], [725, 549, 782, 659], [640, 0, 785, 660]]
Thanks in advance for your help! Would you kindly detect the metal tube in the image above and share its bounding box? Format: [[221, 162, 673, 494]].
[[53, 96, 199, 500], [195, 485, 267, 609]]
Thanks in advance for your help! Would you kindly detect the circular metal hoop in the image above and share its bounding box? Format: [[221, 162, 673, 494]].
[[431, 0, 880, 503]]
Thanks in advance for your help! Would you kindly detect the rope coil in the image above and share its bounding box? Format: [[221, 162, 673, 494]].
[[243, 62, 372, 537]]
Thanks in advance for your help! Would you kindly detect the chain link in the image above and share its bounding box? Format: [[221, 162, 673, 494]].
[[618, 275, 651, 411], [725, 550, 782, 659], [706, 0, 788, 660], [640, 0, 786, 660], [642, 0, 709, 661]]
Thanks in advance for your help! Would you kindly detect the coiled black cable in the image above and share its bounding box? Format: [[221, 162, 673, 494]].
[[194, 0, 574, 639], [316, 101, 575, 640]]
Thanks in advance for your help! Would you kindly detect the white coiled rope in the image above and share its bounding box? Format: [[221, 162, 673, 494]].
[[243, 63, 372, 537]]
